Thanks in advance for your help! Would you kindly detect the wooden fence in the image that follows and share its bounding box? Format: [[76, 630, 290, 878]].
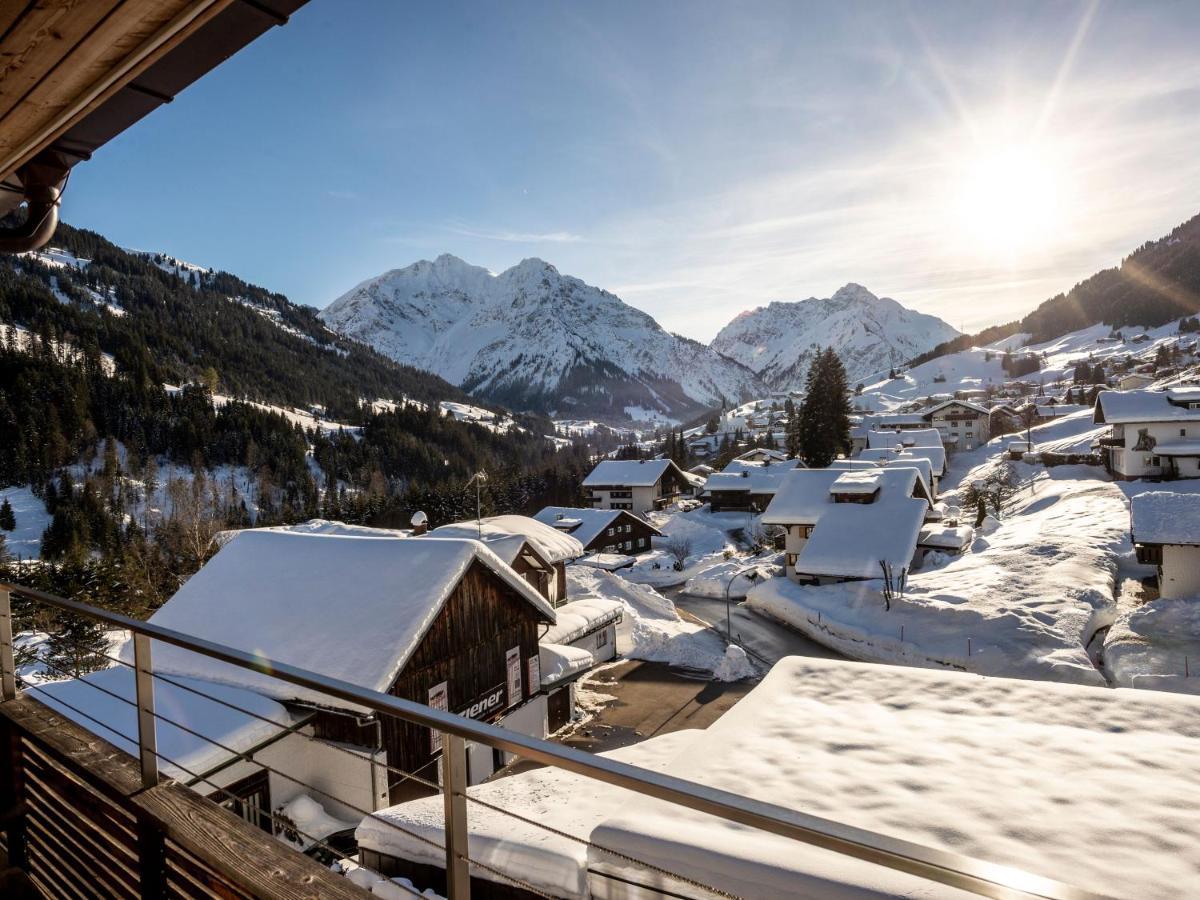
[[0, 694, 367, 899]]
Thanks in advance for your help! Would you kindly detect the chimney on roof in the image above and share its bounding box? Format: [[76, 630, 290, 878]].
[[410, 510, 428, 535], [555, 513, 564, 520]]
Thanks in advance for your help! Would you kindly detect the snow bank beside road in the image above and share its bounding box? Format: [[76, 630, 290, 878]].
[[567, 567, 746, 680], [1105, 597, 1200, 695], [747, 471, 1128, 685]]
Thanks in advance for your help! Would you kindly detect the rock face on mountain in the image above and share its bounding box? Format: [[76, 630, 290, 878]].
[[320, 255, 765, 423], [710, 284, 959, 391]]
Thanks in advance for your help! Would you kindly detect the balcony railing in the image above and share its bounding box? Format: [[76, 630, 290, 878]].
[[0, 581, 1103, 899]]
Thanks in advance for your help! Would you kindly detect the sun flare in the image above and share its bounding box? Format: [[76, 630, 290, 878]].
[[953, 143, 1067, 261]]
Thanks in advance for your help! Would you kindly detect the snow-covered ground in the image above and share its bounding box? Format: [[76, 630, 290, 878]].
[[0, 485, 53, 560], [566, 566, 753, 680], [748, 465, 1126, 685], [589, 657, 1200, 900], [859, 317, 1197, 414]]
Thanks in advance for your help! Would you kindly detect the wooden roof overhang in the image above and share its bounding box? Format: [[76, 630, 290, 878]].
[[0, 0, 307, 248]]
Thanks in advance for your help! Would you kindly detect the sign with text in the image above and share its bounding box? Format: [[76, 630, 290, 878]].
[[526, 654, 541, 697], [428, 681, 448, 753], [506, 647, 522, 708], [456, 684, 505, 722]]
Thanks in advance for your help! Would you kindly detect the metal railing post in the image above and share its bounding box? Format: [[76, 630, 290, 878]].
[[132, 634, 159, 788], [0, 587, 16, 701], [442, 732, 470, 899]]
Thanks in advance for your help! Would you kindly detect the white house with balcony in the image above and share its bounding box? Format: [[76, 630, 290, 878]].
[[922, 399, 991, 451], [582, 458, 694, 513], [1094, 388, 1200, 480], [1130, 491, 1200, 599]]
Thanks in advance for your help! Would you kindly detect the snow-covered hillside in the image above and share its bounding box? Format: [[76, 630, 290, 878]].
[[711, 283, 959, 390], [319, 254, 765, 424], [858, 317, 1198, 413]]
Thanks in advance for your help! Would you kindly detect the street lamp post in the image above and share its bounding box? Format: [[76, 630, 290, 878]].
[[723, 564, 761, 645], [465, 470, 488, 539]]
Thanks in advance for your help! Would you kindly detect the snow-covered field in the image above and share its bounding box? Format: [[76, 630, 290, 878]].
[[0, 485, 53, 560]]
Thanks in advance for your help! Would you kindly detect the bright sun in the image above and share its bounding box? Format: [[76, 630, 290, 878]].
[[953, 143, 1065, 261]]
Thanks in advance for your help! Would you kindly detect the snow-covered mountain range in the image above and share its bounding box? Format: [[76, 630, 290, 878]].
[[320, 255, 765, 424], [711, 284, 960, 391]]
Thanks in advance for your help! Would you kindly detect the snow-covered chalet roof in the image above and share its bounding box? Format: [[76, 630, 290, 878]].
[[583, 458, 678, 487], [34, 667, 300, 781], [704, 458, 800, 495], [923, 398, 990, 416], [128, 531, 556, 709], [1094, 389, 1200, 425], [533, 507, 662, 548], [899, 445, 947, 476], [428, 514, 584, 564], [540, 597, 624, 646], [1130, 491, 1200, 546], [794, 484, 928, 579], [866, 412, 928, 427], [883, 455, 935, 495], [829, 471, 882, 495], [866, 427, 944, 450]]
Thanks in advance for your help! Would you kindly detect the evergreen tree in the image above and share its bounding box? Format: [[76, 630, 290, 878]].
[[0, 498, 14, 531], [797, 348, 852, 468], [44, 612, 111, 679], [784, 398, 800, 458]]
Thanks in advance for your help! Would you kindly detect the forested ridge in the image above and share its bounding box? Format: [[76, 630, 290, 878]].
[[0, 223, 597, 616], [909, 211, 1200, 367]]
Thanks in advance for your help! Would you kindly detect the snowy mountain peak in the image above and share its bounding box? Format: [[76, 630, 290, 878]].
[[830, 282, 877, 303], [320, 256, 764, 423], [711, 286, 959, 391]]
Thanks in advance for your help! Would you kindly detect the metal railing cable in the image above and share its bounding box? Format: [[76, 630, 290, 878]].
[[25, 644, 559, 899], [80, 644, 756, 897], [0, 582, 1109, 900], [463, 793, 740, 900], [17, 662, 427, 898]]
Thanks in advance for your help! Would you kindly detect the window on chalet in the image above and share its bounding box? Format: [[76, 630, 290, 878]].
[[596, 629, 608, 649]]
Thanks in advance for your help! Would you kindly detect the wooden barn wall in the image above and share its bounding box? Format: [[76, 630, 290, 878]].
[[381, 561, 544, 798]]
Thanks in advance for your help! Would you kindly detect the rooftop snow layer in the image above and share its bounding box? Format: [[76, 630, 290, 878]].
[[866, 427, 944, 449], [533, 507, 661, 548], [33, 667, 299, 781], [428, 515, 584, 563], [1095, 389, 1200, 424], [539, 597, 624, 646], [1131, 491, 1200, 545], [588, 658, 1200, 899], [356, 731, 700, 898], [829, 471, 882, 495], [127, 531, 555, 709], [583, 459, 675, 487], [917, 523, 975, 551], [538, 643, 594, 687], [795, 495, 927, 579]]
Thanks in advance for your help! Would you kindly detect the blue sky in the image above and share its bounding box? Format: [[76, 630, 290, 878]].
[[62, 0, 1200, 340]]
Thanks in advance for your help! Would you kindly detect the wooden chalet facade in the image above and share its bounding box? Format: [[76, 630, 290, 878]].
[[310, 559, 550, 802], [426, 515, 585, 607], [534, 507, 663, 556], [133, 529, 559, 815]]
